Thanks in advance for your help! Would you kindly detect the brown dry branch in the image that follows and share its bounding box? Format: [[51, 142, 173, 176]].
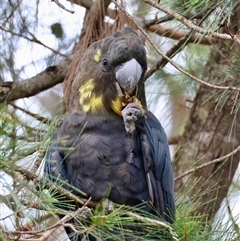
[[114, 1, 240, 92], [144, 0, 240, 44], [144, 14, 175, 26], [174, 145, 240, 181]]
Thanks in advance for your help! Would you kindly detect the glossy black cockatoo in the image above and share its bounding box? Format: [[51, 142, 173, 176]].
[[44, 27, 175, 239]]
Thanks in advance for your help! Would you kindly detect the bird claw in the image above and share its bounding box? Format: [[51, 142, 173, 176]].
[[121, 103, 145, 134]]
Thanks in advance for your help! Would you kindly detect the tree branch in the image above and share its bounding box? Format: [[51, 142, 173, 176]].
[[68, 0, 213, 45], [174, 145, 240, 181], [114, 1, 240, 91], [144, 0, 240, 44], [0, 56, 73, 103], [148, 24, 214, 45], [8, 203, 92, 236], [145, 6, 214, 79], [144, 4, 216, 27], [0, 26, 67, 58], [10, 165, 100, 209], [145, 30, 194, 80]]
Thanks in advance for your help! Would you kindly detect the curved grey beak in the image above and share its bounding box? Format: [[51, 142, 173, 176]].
[[115, 59, 142, 96]]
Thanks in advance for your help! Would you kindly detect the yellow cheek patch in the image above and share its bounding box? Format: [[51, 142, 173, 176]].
[[79, 79, 105, 113], [94, 49, 101, 63], [111, 96, 143, 116]]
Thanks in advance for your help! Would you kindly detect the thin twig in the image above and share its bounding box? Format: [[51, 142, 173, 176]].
[[145, 31, 193, 80], [2, 0, 22, 27], [0, 161, 85, 208], [145, 3, 214, 79], [144, 0, 240, 44], [148, 24, 213, 45], [8, 200, 92, 236], [51, 0, 74, 14], [113, 0, 240, 92], [13, 166, 99, 208], [69, 0, 214, 45], [0, 26, 67, 58], [174, 145, 240, 181], [27, 30, 68, 57], [145, 4, 215, 27], [18, 168, 85, 205], [10, 103, 51, 124], [125, 211, 179, 241]]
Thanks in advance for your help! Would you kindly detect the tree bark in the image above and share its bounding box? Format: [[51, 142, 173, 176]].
[[174, 4, 240, 220], [0, 56, 72, 103]]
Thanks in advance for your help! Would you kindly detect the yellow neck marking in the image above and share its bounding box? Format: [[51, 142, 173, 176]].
[[79, 79, 105, 113]]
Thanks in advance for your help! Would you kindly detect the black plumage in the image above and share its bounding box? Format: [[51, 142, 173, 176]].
[[44, 27, 175, 240]]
